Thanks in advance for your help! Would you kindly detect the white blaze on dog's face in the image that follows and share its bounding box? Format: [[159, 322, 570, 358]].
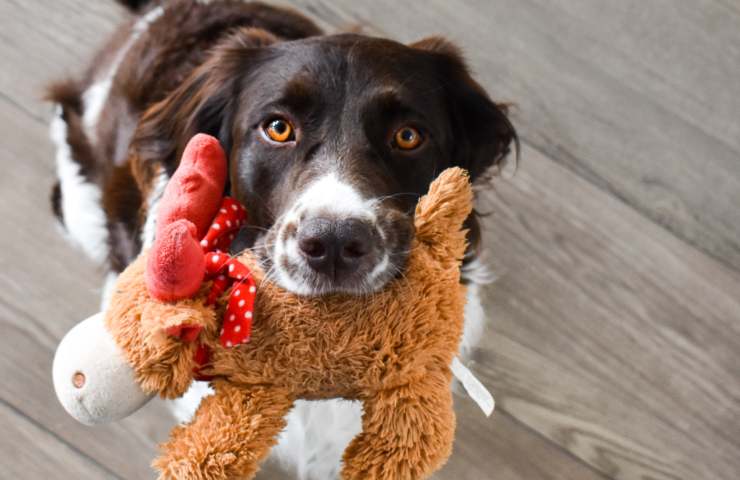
[[271, 171, 395, 295]]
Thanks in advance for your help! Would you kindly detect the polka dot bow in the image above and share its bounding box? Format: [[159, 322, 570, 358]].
[[199, 197, 256, 348]]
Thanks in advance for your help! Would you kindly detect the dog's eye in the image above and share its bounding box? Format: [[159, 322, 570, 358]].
[[393, 126, 423, 150], [263, 118, 295, 143]]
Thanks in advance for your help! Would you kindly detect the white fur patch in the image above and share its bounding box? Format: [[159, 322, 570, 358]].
[[366, 252, 390, 284], [50, 107, 110, 265], [81, 80, 111, 143], [272, 235, 308, 294], [141, 169, 170, 249], [291, 172, 375, 221], [100, 271, 120, 311], [459, 280, 487, 361], [461, 255, 497, 286], [272, 400, 362, 480], [82, 5, 164, 143], [167, 381, 214, 424], [459, 257, 495, 360]]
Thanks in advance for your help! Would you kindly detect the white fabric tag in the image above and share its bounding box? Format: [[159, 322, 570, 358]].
[[451, 356, 495, 417]]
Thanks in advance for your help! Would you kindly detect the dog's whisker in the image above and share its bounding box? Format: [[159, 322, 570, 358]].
[[243, 225, 271, 233]]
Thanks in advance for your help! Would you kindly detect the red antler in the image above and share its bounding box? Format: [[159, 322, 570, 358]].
[[145, 134, 227, 301]]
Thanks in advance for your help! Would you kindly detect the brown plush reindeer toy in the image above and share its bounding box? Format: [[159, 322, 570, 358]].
[[53, 134, 473, 480]]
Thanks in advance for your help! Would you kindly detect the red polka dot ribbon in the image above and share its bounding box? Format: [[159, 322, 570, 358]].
[[199, 197, 256, 348]]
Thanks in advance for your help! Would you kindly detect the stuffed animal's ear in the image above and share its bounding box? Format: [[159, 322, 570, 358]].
[[410, 37, 518, 180], [414, 167, 473, 260], [143, 303, 206, 345]]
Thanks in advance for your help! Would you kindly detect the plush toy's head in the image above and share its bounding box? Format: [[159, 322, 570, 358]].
[[53, 134, 473, 479]]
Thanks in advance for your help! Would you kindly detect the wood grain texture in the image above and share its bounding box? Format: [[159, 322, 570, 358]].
[[1, 0, 739, 479], [440, 402, 605, 480], [0, 399, 116, 479], [476, 145, 740, 480], [0, 0, 123, 121]]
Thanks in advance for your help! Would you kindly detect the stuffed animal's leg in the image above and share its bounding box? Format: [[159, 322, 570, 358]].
[[341, 372, 456, 480], [154, 381, 294, 480]]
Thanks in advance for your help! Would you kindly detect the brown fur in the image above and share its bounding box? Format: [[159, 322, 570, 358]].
[[47, 1, 324, 271], [105, 167, 472, 479]]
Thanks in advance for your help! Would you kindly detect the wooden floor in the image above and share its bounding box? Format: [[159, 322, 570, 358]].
[[1, 1, 739, 478]]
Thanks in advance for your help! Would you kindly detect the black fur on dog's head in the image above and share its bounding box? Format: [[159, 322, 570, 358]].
[[133, 29, 517, 295]]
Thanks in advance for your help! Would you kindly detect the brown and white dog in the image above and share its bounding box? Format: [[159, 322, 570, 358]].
[[48, 1, 516, 477]]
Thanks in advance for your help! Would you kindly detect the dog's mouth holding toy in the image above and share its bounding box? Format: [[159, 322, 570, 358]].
[[249, 202, 415, 297]]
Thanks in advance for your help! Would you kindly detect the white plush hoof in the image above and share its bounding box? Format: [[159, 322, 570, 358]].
[[52, 312, 153, 425]]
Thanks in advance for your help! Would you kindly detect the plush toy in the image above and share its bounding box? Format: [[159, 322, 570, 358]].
[[53, 134, 476, 480]]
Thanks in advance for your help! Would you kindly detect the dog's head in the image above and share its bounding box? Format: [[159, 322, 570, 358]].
[[134, 30, 516, 295]]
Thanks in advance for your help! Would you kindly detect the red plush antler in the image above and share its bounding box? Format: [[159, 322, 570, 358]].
[[145, 134, 227, 301], [144, 134, 256, 349]]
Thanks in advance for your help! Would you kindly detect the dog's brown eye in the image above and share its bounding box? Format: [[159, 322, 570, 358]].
[[264, 118, 294, 143], [393, 126, 423, 150]]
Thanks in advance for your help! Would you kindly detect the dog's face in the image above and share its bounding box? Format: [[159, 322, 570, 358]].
[[136, 32, 515, 296]]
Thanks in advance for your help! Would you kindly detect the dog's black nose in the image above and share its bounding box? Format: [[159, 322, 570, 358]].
[[298, 217, 374, 277]]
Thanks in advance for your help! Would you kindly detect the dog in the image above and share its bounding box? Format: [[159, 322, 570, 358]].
[[48, 1, 517, 478]]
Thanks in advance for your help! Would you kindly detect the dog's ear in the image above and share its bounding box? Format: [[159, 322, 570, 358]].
[[410, 37, 518, 180], [130, 28, 277, 185]]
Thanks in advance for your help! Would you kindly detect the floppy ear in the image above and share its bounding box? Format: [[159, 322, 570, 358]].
[[130, 27, 277, 186], [410, 37, 518, 180]]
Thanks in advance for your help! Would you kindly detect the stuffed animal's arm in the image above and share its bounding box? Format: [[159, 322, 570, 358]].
[[153, 381, 294, 480], [341, 370, 455, 480]]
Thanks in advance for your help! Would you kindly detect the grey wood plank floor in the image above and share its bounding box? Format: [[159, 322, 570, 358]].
[[0, 1, 738, 479]]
